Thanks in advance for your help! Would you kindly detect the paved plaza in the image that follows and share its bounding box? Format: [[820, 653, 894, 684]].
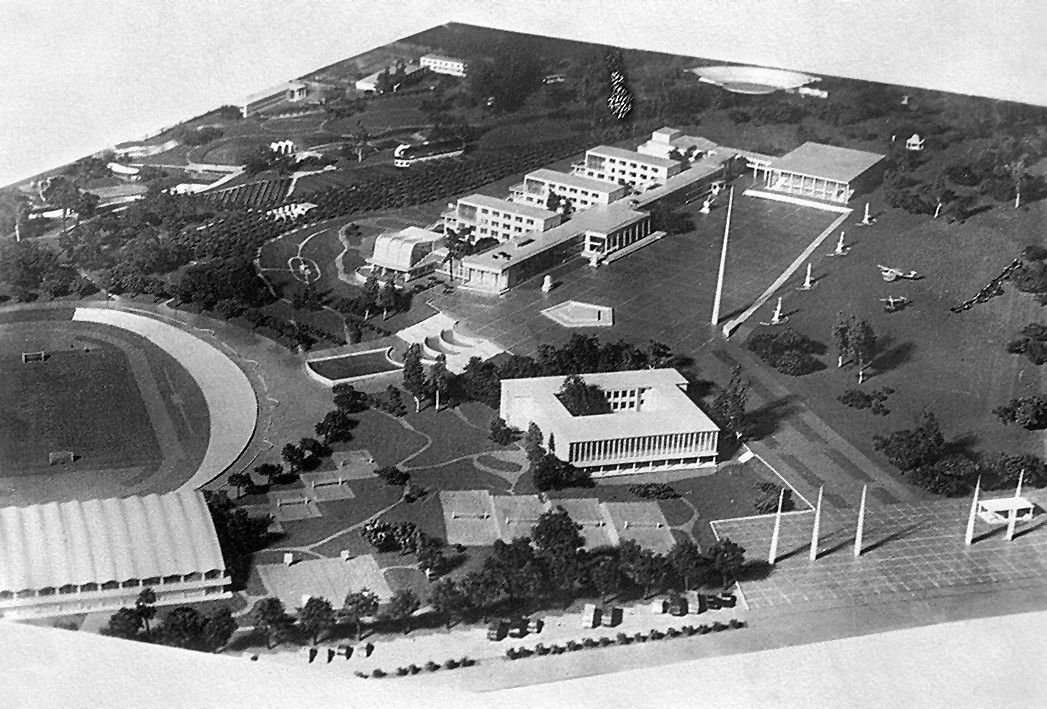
[[713, 490, 1047, 610], [429, 195, 838, 356]]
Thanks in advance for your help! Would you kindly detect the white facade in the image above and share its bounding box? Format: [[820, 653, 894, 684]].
[[500, 369, 719, 476], [420, 53, 468, 77], [443, 194, 561, 243], [366, 226, 445, 281], [510, 168, 628, 212], [573, 145, 683, 190], [0, 490, 230, 620]]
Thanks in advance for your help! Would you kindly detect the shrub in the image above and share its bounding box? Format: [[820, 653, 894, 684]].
[[629, 482, 680, 499], [873, 413, 945, 472], [488, 417, 519, 445], [697, 625, 710, 634], [711, 621, 728, 632], [773, 350, 821, 376], [535, 643, 550, 655], [551, 644, 565, 654], [746, 328, 824, 376], [424, 661, 440, 672], [633, 632, 647, 643], [408, 664, 421, 674], [354, 671, 369, 678], [396, 666, 409, 676], [729, 619, 746, 629], [505, 648, 519, 660], [649, 630, 665, 640], [582, 637, 598, 648], [371, 668, 386, 678], [616, 633, 630, 645], [460, 657, 475, 667], [994, 395, 1047, 429], [598, 636, 613, 646], [666, 627, 681, 638], [566, 640, 582, 651]]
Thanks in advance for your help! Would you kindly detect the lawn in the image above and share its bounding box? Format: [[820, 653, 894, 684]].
[[733, 193, 1047, 480], [406, 459, 513, 494], [264, 479, 404, 549], [0, 323, 162, 472], [401, 406, 500, 468], [338, 409, 428, 467]]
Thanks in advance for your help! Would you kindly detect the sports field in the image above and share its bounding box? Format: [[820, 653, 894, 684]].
[[0, 317, 211, 502]]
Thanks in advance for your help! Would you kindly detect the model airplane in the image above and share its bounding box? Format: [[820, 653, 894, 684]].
[[878, 264, 921, 281], [880, 295, 910, 312]]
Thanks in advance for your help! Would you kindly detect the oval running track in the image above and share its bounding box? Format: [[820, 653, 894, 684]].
[[72, 307, 257, 491]]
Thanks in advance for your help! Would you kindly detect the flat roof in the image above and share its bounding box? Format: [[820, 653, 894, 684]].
[[588, 145, 680, 169], [459, 193, 558, 220], [501, 368, 719, 440], [422, 53, 465, 64], [525, 168, 624, 194], [240, 81, 304, 105], [768, 142, 884, 183], [461, 200, 647, 273]]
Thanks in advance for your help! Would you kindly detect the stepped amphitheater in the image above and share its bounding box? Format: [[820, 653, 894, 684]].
[[394, 313, 503, 373]]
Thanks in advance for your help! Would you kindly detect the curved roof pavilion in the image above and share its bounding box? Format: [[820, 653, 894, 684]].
[[367, 226, 444, 273]]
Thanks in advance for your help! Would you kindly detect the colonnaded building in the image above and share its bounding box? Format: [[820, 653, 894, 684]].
[[362, 127, 883, 294], [0, 490, 230, 620], [500, 368, 720, 477]]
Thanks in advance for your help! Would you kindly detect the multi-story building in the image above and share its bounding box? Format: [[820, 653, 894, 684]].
[[572, 145, 683, 190], [238, 81, 308, 118], [0, 490, 230, 620], [447, 200, 652, 294], [636, 127, 721, 161], [419, 53, 468, 77], [510, 168, 628, 212], [443, 194, 561, 243], [500, 368, 720, 477]]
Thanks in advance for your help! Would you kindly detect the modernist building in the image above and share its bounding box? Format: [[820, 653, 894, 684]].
[[510, 168, 628, 212], [637, 127, 721, 161], [0, 490, 230, 620], [238, 81, 308, 118], [354, 62, 427, 93], [419, 53, 468, 77], [443, 194, 561, 243], [754, 142, 885, 204], [500, 368, 720, 476], [365, 226, 445, 282], [573, 145, 683, 190], [447, 200, 651, 294]]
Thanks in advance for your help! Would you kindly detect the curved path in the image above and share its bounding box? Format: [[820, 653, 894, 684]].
[[73, 307, 258, 490]]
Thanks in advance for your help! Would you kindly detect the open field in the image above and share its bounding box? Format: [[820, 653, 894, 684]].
[[0, 316, 210, 504]]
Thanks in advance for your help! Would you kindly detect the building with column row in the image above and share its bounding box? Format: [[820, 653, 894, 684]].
[[419, 53, 468, 77], [443, 194, 562, 243], [500, 368, 720, 476], [509, 168, 628, 212], [751, 142, 885, 204]]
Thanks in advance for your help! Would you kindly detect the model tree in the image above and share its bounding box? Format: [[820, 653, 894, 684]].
[[557, 375, 612, 416], [523, 422, 545, 465], [831, 311, 851, 368], [254, 462, 283, 487], [362, 273, 380, 319], [251, 597, 292, 650], [428, 354, 451, 411], [429, 578, 470, 628], [281, 443, 306, 475], [135, 587, 157, 637], [378, 281, 398, 320], [200, 607, 237, 653], [668, 539, 708, 591], [402, 343, 427, 412], [712, 366, 751, 440], [873, 412, 946, 472], [850, 318, 877, 383], [226, 471, 253, 498], [103, 607, 142, 640], [342, 589, 380, 641], [381, 588, 421, 634], [297, 596, 336, 645], [705, 538, 747, 589], [156, 606, 206, 650]]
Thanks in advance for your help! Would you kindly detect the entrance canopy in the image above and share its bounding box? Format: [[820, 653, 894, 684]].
[[977, 496, 1035, 524]]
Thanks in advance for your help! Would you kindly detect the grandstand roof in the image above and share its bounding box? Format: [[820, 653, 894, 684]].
[[367, 226, 443, 272], [0, 490, 224, 593], [768, 142, 885, 183]]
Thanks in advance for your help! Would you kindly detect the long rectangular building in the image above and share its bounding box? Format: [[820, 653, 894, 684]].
[[0, 490, 230, 620], [448, 199, 651, 293], [756, 142, 885, 203], [573, 145, 683, 190], [501, 368, 719, 476], [510, 168, 628, 212], [443, 194, 561, 243]]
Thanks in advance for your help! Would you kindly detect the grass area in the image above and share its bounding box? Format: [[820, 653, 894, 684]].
[[407, 459, 513, 493], [306, 350, 400, 380], [659, 498, 694, 526], [382, 565, 430, 599], [738, 193, 1047, 477], [401, 407, 499, 468], [475, 454, 522, 472], [380, 492, 447, 539], [265, 479, 403, 549], [342, 409, 428, 467], [0, 324, 162, 472]]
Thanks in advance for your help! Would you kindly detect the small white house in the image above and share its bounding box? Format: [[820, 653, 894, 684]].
[[906, 133, 925, 152]]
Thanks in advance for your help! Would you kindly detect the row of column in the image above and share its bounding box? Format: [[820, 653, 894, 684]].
[[765, 171, 847, 203], [569, 430, 717, 464]]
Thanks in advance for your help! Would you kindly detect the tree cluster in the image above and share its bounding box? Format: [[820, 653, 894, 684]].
[[746, 327, 824, 376], [831, 313, 877, 383], [629, 483, 680, 500], [204, 490, 273, 588], [103, 588, 237, 653], [468, 41, 546, 114], [427, 505, 750, 630], [1006, 323, 1047, 365], [556, 375, 613, 416], [711, 365, 752, 441], [994, 395, 1047, 430], [488, 417, 521, 445], [838, 387, 893, 415]]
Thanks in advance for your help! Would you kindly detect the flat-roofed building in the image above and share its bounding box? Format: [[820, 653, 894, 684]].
[[238, 81, 308, 118], [443, 194, 561, 243], [510, 168, 628, 212], [365, 226, 445, 282], [501, 368, 719, 477], [573, 145, 683, 190], [637, 127, 721, 161], [420, 53, 468, 77], [447, 200, 651, 294], [756, 142, 885, 203], [354, 62, 427, 93], [0, 490, 230, 620]]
